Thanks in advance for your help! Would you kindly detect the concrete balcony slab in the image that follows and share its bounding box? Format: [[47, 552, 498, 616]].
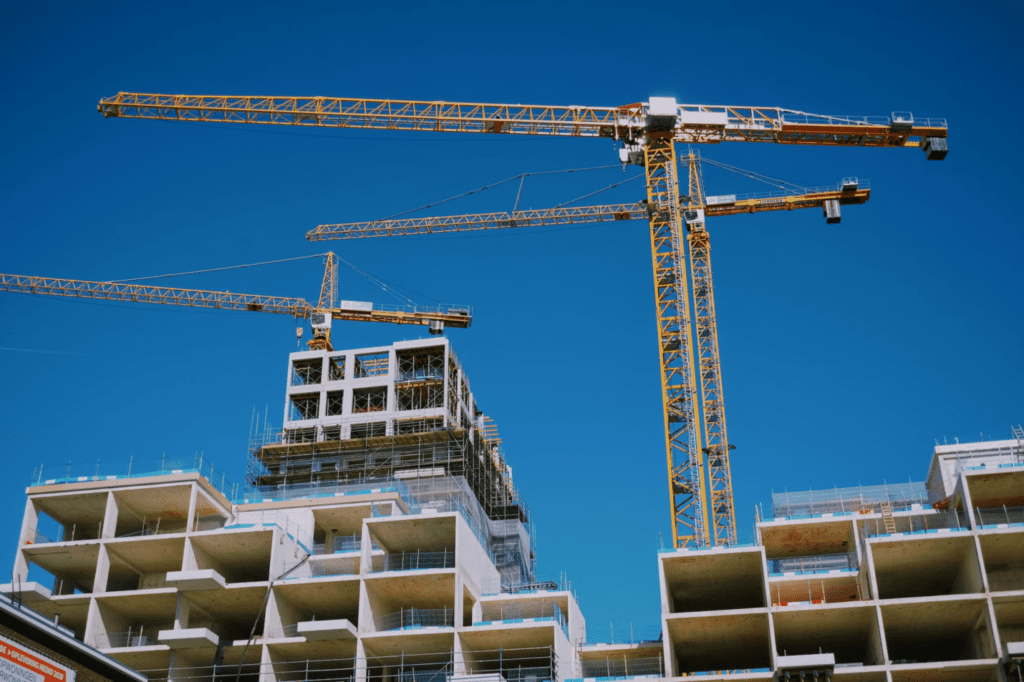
[[157, 628, 219, 649], [165, 569, 226, 591], [297, 618, 357, 640]]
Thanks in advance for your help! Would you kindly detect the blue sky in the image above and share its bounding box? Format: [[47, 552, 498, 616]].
[[1, 1, 1021, 634]]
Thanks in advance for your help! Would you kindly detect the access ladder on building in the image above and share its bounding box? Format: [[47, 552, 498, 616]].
[[880, 501, 897, 534]]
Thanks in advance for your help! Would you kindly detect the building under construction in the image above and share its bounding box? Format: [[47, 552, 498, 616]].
[[2, 339, 1022, 682], [248, 338, 534, 586]]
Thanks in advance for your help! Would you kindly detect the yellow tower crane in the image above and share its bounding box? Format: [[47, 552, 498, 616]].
[[96, 92, 947, 548], [304, 153, 871, 545], [0, 252, 472, 350]]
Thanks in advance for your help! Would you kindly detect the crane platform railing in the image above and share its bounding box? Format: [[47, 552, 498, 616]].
[[705, 180, 870, 204]]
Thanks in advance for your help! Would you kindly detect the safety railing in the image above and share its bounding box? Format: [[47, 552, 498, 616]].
[[94, 629, 158, 649], [396, 368, 445, 383], [583, 622, 663, 645], [30, 454, 239, 502], [579, 657, 664, 679], [768, 552, 857, 576], [371, 549, 454, 573], [481, 576, 573, 596], [240, 473, 419, 511], [267, 658, 355, 682], [776, 111, 947, 128], [767, 481, 929, 520], [379, 607, 454, 631], [115, 522, 188, 538], [314, 534, 362, 555], [476, 599, 568, 639], [705, 180, 871, 206], [975, 505, 1024, 528], [132, 648, 553, 682], [863, 508, 968, 537]]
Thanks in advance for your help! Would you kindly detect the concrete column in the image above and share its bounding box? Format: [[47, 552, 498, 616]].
[[357, 580, 373, 634], [354, 639, 367, 682], [766, 608, 779, 672], [452, 632, 467, 675], [324, 527, 336, 555], [185, 483, 198, 533], [453, 574, 464, 629], [662, 618, 677, 677], [173, 592, 191, 629], [360, 524, 372, 576], [957, 471, 977, 530], [14, 498, 38, 582], [93, 545, 111, 595], [758, 547, 773, 608], [101, 492, 118, 539], [872, 605, 890, 665], [81, 597, 101, 652], [863, 540, 882, 600], [259, 642, 275, 682]]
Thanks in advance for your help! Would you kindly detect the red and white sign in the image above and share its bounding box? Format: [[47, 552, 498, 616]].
[[0, 634, 75, 682]]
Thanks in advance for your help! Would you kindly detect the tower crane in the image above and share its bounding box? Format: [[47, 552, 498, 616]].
[[96, 91, 947, 548], [302, 154, 871, 546], [0, 252, 472, 351]]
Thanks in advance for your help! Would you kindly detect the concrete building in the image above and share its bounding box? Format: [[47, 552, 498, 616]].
[[647, 436, 1024, 681], [2, 337, 1022, 682], [2, 339, 579, 682]]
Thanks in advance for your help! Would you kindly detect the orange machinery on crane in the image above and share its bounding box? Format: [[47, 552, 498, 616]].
[[304, 152, 872, 546], [95, 92, 947, 548], [0, 253, 472, 351]]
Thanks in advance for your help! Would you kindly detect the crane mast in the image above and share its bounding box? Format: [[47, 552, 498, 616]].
[[682, 153, 736, 546], [97, 91, 944, 549], [644, 132, 708, 548]]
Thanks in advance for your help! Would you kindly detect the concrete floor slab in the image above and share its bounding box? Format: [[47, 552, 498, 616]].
[[367, 514, 457, 553], [666, 610, 772, 674], [760, 518, 856, 558], [773, 604, 881, 665], [264, 637, 359, 661], [105, 647, 172, 674], [888, 659, 1000, 682], [361, 630, 455, 657], [662, 548, 766, 612], [871, 535, 978, 599], [460, 622, 557, 650], [106, 536, 186, 574], [966, 469, 1024, 508]]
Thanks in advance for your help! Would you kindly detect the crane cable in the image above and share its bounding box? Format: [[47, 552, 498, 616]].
[[109, 253, 329, 283], [107, 252, 428, 309], [378, 164, 623, 222], [696, 156, 812, 193]]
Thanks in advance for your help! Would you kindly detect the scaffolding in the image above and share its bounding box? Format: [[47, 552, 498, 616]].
[[248, 420, 535, 583], [770, 482, 929, 519]]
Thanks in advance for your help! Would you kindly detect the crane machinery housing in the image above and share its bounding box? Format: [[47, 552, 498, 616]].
[[95, 91, 948, 548]]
